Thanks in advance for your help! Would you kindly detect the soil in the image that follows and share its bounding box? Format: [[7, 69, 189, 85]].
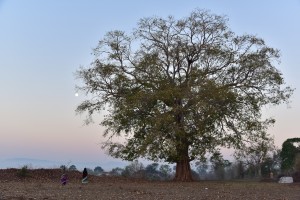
[[0, 169, 300, 200]]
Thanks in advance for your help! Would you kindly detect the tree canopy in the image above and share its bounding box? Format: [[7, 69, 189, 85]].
[[280, 138, 300, 173], [94, 166, 104, 174], [76, 9, 293, 181], [69, 165, 77, 171]]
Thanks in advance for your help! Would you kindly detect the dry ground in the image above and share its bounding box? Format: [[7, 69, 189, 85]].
[[0, 169, 300, 200]]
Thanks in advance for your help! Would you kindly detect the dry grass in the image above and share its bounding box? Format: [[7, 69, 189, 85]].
[[0, 169, 300, 199]]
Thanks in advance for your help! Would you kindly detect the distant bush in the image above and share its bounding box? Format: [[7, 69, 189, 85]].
[[122, 160, 144, 178], [17, 165, 29, 178], [69, 165, 77, 171], [94, 166, 104, 174], [109, 167, 124, 176]]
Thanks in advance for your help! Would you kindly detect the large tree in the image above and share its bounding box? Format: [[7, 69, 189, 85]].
[[76, 9, 293, 181]]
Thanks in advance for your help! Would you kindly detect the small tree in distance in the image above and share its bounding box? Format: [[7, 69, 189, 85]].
[[122, 160, 144, 178], [210, 152, 231, 180], [159, 164, 173, 180], [195, 160, 209, 180], [76, 9, 293, 181], [69, 165, 77, 171], [145, 163, 160, 180], [94, 166, 104, 174], [234, 132, 276, 177], [110, 167, 124, 176]]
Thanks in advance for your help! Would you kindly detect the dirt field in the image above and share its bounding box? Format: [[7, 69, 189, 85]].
[[0, 169, 300, 200]]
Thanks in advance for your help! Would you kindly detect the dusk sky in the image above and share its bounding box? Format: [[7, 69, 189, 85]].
[[1, 0, 299, 170]]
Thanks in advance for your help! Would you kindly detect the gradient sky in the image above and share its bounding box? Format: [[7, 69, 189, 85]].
[[0, 0, 299, 169]]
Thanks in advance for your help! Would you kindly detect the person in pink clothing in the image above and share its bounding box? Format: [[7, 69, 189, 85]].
[[60, 166, 68, 185]]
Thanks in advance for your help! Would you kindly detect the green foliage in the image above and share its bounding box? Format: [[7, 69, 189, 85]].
[[76, 9, 293, 180], [195, 160, 209, 178], [210, 152, 231, 180], [94, 166, 104, 174], [60, 165, 66, 170], [236, 161, 245, 179], [261, 157, 273, 177], [122, 160, 144, 178], [234, 132, 276, 177], [259, 149, 281, 177], [144, 163, 161, 180], [145, 163, 159, 174], [144, 162, 173, 180], [159, 164, 172, 180], [110, 167, 124, 176], [280, 138, 300, 173], [120, 161, 173, 180], [17, 165, 29, 178], [69, 165, 77, 171]]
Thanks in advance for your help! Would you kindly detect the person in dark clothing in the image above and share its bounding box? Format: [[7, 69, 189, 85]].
[[82, 167, 88, 183]]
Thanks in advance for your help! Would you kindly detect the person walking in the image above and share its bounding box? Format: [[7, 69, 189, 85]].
[[82, 168, 88, 184], [60, 166, 68, 186]]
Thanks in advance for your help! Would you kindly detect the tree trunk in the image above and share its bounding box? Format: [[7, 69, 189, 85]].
[[173, 97, 193, 181], [174, 156, 193, 181], [257, 164, 262, 178]]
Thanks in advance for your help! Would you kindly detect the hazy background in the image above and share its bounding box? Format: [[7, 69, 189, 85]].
[[0, 0, 299, 170]]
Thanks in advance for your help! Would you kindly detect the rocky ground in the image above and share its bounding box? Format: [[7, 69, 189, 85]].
[[0, 169, 300, 199]]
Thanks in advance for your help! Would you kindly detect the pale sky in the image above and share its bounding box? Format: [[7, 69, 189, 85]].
[[0, 0, 299, 169]]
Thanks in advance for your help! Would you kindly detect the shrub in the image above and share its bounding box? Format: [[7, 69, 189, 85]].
[[17, 165, 29, 178]]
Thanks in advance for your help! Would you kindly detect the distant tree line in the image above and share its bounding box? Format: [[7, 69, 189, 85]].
[[58, 137, 300, 181]]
